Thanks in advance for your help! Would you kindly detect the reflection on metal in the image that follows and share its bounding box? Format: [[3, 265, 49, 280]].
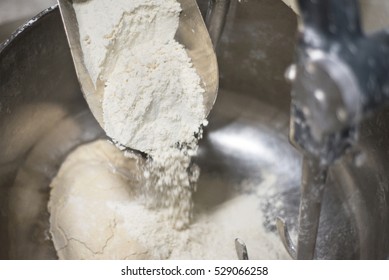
[[205, 0, 231, 48], [209, 128, 278, 164]]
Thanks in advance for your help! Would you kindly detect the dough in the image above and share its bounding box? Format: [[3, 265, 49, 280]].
[[48, 140, 151, 259]]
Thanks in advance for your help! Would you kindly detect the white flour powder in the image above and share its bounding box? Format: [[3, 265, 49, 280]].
[[139, 144, 201, 229], [74, 0, 206, 152], [73, 0, 207, 229]]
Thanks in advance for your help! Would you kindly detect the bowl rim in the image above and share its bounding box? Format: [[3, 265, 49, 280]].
[[0, 5, 58, 54]]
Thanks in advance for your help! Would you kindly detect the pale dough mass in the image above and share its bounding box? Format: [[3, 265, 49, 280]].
[[48, 140, 151, 259]]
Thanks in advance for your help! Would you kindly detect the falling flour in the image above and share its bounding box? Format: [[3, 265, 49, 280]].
[[72, 0, 207, 229]]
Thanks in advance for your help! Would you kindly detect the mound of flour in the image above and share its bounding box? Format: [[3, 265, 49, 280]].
[[74, 0, 206, 152]]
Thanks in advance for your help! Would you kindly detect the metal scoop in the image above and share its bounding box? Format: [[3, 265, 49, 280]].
[[57, 0, 219, 138]]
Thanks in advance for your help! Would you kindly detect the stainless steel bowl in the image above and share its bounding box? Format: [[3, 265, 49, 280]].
[[1, 1, 388, 259]]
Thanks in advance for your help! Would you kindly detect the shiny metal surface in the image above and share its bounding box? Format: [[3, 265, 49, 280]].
[[278, 157, 328, 259], [57, 0, 218, 135], [0, 1, 388, 260]]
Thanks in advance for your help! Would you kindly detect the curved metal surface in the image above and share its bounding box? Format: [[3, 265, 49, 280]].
[[0, 6, 84, 259], [0, 1, 388, 259]]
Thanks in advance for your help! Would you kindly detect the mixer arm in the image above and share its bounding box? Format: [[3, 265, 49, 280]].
[[278, 0, 389, 260], [289, 0, 389, 164]]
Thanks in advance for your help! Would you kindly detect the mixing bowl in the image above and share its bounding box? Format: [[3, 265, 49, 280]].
[[1, 1, 388, 259]]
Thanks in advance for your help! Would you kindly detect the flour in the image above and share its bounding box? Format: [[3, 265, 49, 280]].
[[74, 0, 206, 153], [139, 144, 200, 229], [73, 0, 207, 229], [103, 40, 205, 154], [48, 140, 289, 259]]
